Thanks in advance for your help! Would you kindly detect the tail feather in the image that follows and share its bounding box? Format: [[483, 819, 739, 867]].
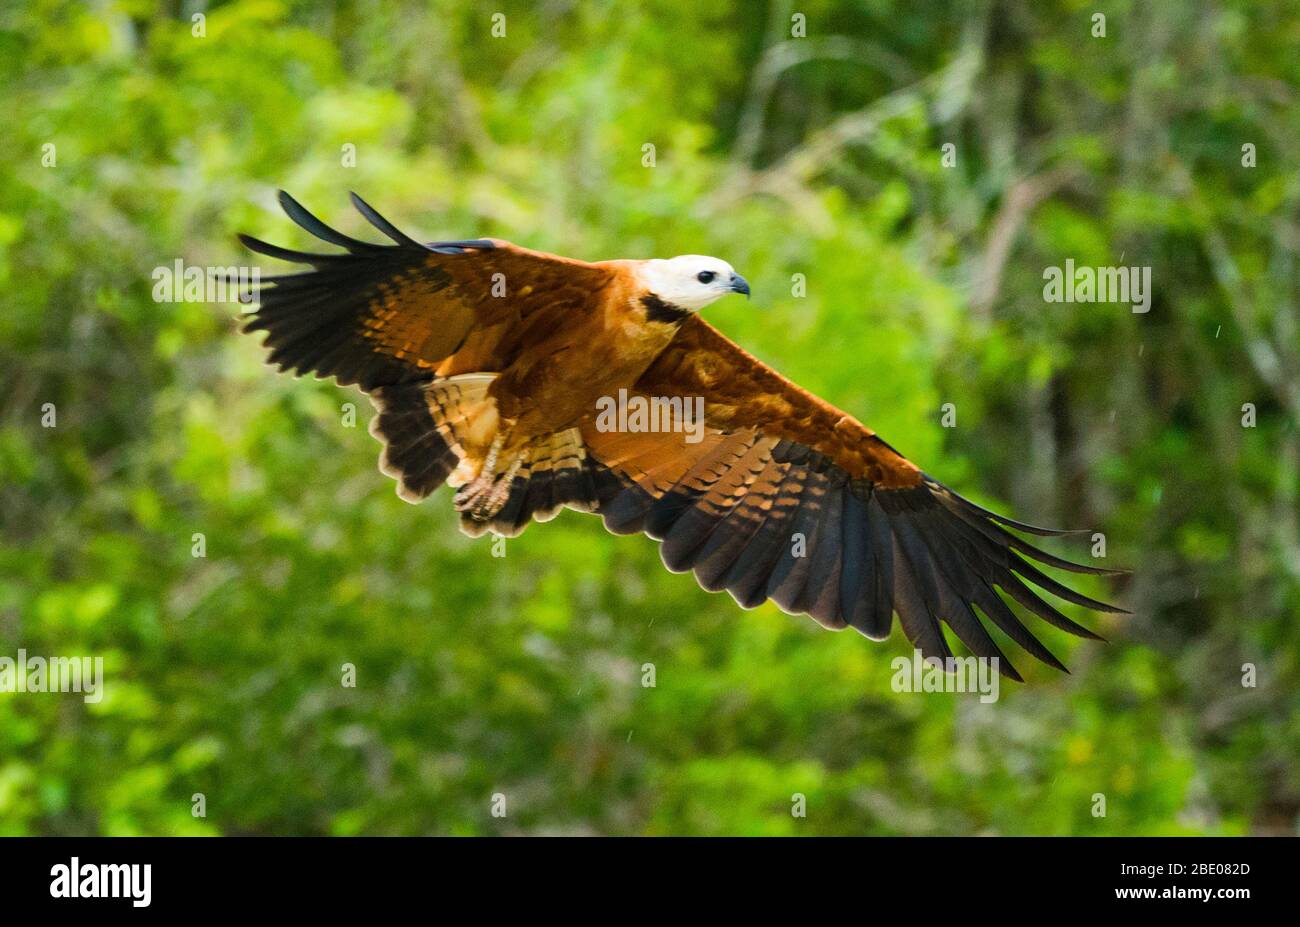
[[369, 373, 606, 536], [457, 428, 602, 539], [369, 374, 497, 503]]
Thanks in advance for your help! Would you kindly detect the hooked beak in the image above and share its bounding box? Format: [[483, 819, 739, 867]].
[[729, 273, 750, 298]]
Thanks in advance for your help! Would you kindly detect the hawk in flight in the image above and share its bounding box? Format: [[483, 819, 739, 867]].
[[240, 192, 1125, 680]]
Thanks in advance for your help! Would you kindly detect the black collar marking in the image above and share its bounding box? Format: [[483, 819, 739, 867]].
[[641, 293, 692, 324]]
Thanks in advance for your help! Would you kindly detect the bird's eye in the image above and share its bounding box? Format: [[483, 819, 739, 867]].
[[696, 271, 716, 284]]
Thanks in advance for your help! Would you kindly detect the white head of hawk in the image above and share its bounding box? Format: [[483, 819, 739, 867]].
[[636, 255, 750, 311]]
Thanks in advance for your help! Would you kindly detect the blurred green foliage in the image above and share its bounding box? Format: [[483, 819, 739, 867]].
[[1, 0, 1297, 835]]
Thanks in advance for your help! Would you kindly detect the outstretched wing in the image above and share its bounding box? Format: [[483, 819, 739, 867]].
[[239, 190, 615, 390], [581, 316, 1125, 680]]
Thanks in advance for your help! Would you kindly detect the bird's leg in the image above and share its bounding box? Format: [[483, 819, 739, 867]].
[[454, 434, 502, 515], [480, 433, 502, 479], [454, 434, 520, 521], [481, 454, 523, 515]]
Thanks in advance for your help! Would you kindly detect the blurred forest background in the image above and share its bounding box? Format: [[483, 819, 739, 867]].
[[1, 0, 1298, 836]]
